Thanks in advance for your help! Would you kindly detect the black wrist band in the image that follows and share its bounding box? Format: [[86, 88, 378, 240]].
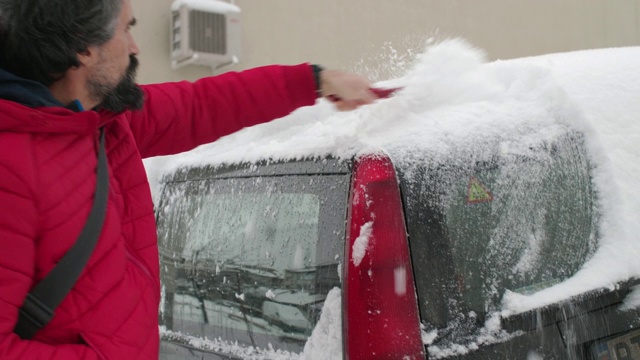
[[311, 64, 324, 97]]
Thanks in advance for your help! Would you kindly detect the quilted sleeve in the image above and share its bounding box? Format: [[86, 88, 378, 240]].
[[0, 136, 100, 360], [125, 63, 317, 158]]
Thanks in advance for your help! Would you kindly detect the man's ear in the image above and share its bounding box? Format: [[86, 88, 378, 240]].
[[76, 46, 100, 68]]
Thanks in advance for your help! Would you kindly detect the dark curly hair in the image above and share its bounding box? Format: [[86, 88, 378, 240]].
[[0, 0, 122, 86]]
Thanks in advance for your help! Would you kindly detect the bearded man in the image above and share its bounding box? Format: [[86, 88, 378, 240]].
[[0, 0, 377, 358]]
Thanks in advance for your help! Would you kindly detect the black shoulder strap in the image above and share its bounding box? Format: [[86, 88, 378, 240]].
[[14, 128, 110, 339]]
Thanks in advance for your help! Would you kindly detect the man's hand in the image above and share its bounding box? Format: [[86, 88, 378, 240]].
[[319, 69, 378, 111]]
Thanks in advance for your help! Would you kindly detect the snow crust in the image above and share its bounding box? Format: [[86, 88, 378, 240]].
[[421, 326, 438, 345], [351, 221, 373, 266], [300, 287, 343, 360], [620, 285, 640, 311], [428, 314, 523, 359], [147, 39, 640, 357], [498, 46, 640, 314]]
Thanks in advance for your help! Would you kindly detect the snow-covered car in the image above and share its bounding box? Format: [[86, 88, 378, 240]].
[[152, 41, 640, 359]]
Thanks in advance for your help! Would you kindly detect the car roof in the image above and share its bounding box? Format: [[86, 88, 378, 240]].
[[149, 43, 640, 180], [148, 41, 640, 312]]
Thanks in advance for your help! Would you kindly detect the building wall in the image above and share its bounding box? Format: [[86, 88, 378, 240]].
[[132, 0, 640, 84]]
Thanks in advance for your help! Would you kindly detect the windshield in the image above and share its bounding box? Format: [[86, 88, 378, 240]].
[[156, 171, 350, 354]]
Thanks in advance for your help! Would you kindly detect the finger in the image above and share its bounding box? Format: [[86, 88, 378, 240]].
[[336, 100, 359, 112], [326, 94, 341, 103], [360, 90, 377, 104]]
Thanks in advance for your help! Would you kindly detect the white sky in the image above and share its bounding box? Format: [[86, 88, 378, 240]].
[[146, 39, 640, 357]]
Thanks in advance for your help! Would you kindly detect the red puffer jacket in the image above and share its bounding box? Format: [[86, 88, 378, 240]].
[[0, 64, 317, 359]]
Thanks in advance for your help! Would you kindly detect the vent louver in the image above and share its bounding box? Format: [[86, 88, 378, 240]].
[[170, 0, 241, 70], [189, 11, 226, 55]]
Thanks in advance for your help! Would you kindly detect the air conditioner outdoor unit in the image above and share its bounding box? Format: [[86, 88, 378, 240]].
[[170, 0, 241, 70]]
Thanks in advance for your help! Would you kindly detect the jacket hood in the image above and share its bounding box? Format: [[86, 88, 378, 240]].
[[0, 67, 63, 108], [0, 67, 114, 134]]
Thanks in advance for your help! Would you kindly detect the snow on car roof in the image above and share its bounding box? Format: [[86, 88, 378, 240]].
[[145, 39, 640, 314]]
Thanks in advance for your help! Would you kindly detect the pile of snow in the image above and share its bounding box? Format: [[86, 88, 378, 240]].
[[160, 327, 298, 360], [299, 288, 343, 360], [497, 47, 640, 313], [351, 221, 373, 267], [146, 39, 640, 355], [428, 313, 523, 359]]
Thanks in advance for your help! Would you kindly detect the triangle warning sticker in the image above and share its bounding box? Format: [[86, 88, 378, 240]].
[[467, 177, 493, 204]]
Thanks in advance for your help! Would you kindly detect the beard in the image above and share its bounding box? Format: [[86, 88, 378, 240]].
[[89, 55, 144, 113]]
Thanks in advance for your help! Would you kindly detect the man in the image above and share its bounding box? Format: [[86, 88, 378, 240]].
[[0, 0, 378, 358]]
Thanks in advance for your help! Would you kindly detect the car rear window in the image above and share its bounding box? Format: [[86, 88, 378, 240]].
[[400, 132, 599, 332], [156, 171, 350, 354]]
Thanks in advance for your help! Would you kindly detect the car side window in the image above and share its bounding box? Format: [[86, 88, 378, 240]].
[[157, 172, 349, 354], [401, 131, 598, 334], [446, 133, 598, 314]]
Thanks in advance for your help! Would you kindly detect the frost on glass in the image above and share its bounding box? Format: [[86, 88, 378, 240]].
[[183, 193, 319, 273], [446, 132, 597, 311], [396, 130, 599, 346], [156, 173, 348, 355]]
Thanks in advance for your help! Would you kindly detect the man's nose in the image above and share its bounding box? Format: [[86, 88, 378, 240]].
[[129, 35, 140, 56]]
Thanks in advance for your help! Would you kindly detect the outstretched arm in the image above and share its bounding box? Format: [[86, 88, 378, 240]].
[[127, 64, 317, 158], [126, 63, 376, 158]]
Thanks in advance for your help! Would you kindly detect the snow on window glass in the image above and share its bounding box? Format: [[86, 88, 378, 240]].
[[157, 172, 349, 355]]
